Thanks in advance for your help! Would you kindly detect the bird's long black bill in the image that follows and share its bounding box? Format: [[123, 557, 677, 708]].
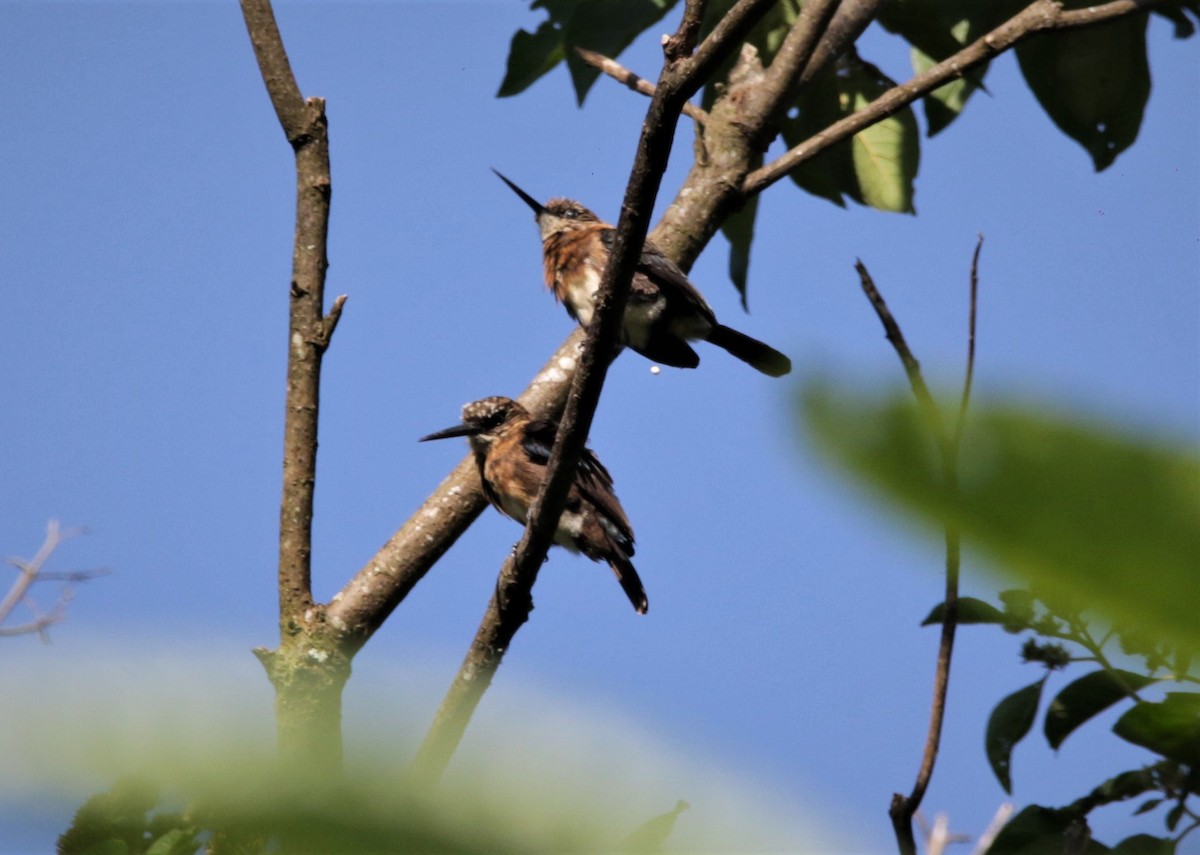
[[419, 423, 481, 442], [492, 168, 545, 216]]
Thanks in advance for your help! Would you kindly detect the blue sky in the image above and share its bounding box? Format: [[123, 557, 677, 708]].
[[1, 2, 1196, 851]]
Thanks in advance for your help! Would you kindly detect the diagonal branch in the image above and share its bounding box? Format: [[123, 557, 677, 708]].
[[409, 0, 780, 786], [744, 0, 1161, 196]]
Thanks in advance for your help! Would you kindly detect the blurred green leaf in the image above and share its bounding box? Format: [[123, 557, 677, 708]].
[[1016, 10, 1150, 170], [985, 804, 1078, 855], [1081, 767, 1159, 810], [624, 799, 690, 853], [801, 385, 1200, 649], [1165, 803, 1185, 831], [1113, 693, 1200, 765], [1044, 669, 1155, 749], [1133, 797, 1163, 815], [920, 596, 1005, 626], [1110, 833, 1176, 854], [144, 829, 197, 855], [987, 678, 1045, 793]]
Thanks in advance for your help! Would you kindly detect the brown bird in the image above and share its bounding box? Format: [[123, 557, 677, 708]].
[[494, 169, 791, 377], [420, 396, 648, 614]]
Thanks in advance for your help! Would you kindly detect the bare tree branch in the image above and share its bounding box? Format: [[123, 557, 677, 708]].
[[0, 521, 104, 639], [240, 0, 351, 774], [240, 0, 345, 633], [745, 0, 1161, 196]]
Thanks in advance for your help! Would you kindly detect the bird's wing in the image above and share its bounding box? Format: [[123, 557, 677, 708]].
[[521, 418, 634, 550], [598, 227, 715, 319]]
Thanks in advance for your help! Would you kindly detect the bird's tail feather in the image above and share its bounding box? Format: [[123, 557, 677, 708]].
[[609, 558, 649, 615], [706, 324, 791, 377]]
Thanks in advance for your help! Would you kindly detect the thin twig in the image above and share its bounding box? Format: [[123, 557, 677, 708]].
[[744, 0, 1162, 196], [857, 253, 983, 855], [575, 48, 709, 123], [0, 521, 102, 639], [854, 261, 947, 449], [969, 803, 1015, 855], [956, 235, 983, 447]]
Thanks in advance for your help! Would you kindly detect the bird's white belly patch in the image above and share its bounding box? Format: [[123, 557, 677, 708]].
[[564, 268, 600, 326]]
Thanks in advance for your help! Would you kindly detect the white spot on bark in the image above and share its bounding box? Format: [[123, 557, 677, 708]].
[[329, 615, 347, 631], [557, 355, 576, 372], [307, 648, 329, 663]]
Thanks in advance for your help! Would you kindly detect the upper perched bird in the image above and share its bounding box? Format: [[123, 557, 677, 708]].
[[419, 396, 648, 614], [494, 169, 791, 377]]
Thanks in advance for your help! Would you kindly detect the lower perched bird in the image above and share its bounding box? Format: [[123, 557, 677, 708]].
[[419, 396, 648, 614], [494, 169, 791, 377]]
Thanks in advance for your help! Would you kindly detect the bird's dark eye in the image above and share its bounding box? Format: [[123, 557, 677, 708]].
[[562, 208, 579, 219]]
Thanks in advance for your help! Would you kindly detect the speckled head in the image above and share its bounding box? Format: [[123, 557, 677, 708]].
[[418, 396, 526, 445]]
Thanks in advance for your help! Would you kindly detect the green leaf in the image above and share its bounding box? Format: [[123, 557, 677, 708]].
[[987, 678, 1045, 793], [846, 59, 920, 213], [801, 386, 1200, 650], [1113, 693, 1200, 765], [145, 829, 197, 855], [1082, 768, 1158, 809], [1110, 834, 1176, 855], [920, 596, 1005, 626], [1016, 11, 1150, 170], [986, 805, 1079, 855], [779, 67, 852, 207], [1133, 798, 1163, 815], [624, 800, 690, 853], [76, 843, 128, 855], [720, 185, 759, 309], [498, 20, 566, 98], [1044, 669, 1155, 749], [779, 56, 920, 212], [497, 0, 677, 102], [1165, 803, 1185, 831], [911, 45, 987, 136], [1152, 2, 1199, 38], [875, 0, 996, 134]]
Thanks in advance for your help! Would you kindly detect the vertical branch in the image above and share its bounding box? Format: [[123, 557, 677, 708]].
[[240, 0, 349, 772], [240, 0, 345, 633], [856, 245, 983, 855]]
